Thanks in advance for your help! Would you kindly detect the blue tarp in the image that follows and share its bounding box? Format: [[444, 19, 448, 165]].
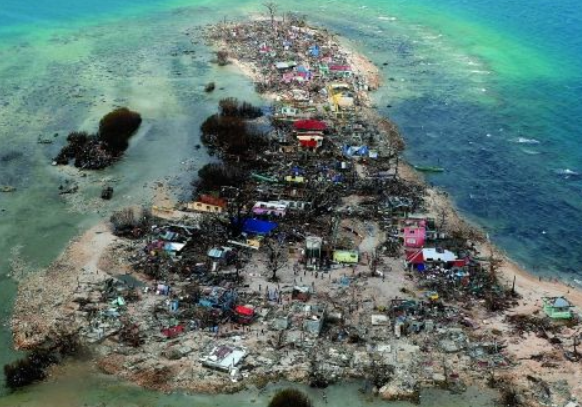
[[291, 166, 304, 175], [309, 45, 320, 57], [343, 145, 370, 157], [242, 218, 278, 235]]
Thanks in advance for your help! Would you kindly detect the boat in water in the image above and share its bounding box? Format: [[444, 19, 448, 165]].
[[413, 165, 445, 173]]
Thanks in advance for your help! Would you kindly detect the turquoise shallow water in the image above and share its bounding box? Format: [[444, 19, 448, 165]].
[[0, 0, 581, 403]]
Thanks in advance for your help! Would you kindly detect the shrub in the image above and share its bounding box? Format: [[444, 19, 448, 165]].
[[200, 113, 267, 158], [196, 163, 247, 192], [218, 98, 262, 119], [205, 82, 216, 92], [216, 50, 229, 66], [110, 206, 152, 238], [4, 333, 84, 389], [4, 349, 56, 389], [98, 107, 142, 154], [268, 388, 313, 407]]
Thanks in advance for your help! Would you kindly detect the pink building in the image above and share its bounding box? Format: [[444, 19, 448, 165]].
[[252, 201, 288, 217], [403, 226, 426, 248]]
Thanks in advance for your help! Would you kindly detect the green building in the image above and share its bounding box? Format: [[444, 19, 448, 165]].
[[542, 297, 573, 319]]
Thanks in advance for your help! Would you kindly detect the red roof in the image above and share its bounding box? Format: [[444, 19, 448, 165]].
[[406, 249, 424, 264], [235, 305, 254, 316], [161, 325, 184, 338], [299, 139, 319, 148], [199, 194, 227, 208], [453, 258, 469, 267], [293, 119, 327, 132]]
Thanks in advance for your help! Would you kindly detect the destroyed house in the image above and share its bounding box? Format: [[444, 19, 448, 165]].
[[381, 196, 413, 218], [200, 345, 247, 372], [329, 64, 353, 78], [403, 226, 426, 248], [298, 304, 326, 335], [199, 287, 238, 311], [284, 175, 306, 184], [292, 286, 311, 302], [305, 236, 323, 268], [207, 247, 234, 271], [406, 248, 459, 269], [187, 201, 224, 214], [293, 119, 327, 132], [275, 61, 297, 70], [297, 137, 323, 150], [328, 83, 354, 111], [233, 305, 255, 324], [198, 194, 227, 209], [543, 297, 573, 319], [343, 145, 370, 158], [252, 201, 288, 217], [279, 200, 311, 211], [241, 218, 278, 236], [333, 250, 359, 264]]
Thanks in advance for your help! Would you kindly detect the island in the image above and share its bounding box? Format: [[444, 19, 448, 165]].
[[10, 16, 582, 407]]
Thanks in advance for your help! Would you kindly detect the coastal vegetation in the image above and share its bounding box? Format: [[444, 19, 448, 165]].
[[4, 333, 85, 390], [110, 206, 152, 238], [215, 50, 229, 66], [199, 98, 267, 161], [54, 107, 142, 169], [196, 163, 247, 192], [268, 388, 313, 407], [205, 81, 216, 92]]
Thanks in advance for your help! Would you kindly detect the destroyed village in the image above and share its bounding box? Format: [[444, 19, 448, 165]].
[[9, 16, 582, 407]]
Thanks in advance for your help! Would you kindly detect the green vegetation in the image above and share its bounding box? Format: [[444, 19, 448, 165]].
[[4, 334, 85, 390], [98, 107, 142, 154], [199, 98, 266, 158], [216, 50, 229, 66], [268, 388, 313, 407], [205, 81, 216, 92], [196, 163, 247, 192], [110, 206, 152, 238], [54, 107, 142, 169]]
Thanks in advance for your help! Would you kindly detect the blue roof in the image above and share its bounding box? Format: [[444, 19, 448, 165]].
[[553, 297, 570, 308], [242, 219, 278, 235]]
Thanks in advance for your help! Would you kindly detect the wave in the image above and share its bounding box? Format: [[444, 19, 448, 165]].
[[555, 168, 580, 177], [378, 16, 397, 21], [513, 137, 540, 144]]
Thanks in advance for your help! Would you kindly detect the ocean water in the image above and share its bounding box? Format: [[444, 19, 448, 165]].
[[0, 0, 581, 403]]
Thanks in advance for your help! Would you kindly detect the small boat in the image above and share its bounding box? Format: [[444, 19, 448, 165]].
[[1, 186, 16, 192], [37, 137, 53, 144], [251, 172, 278, 183], [413, 165, 444, 173]]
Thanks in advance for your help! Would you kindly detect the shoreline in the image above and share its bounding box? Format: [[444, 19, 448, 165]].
[[11, 17, 582, 406]]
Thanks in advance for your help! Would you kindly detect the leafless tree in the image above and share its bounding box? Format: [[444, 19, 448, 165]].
[[266, 236, 288, 282], [263, 2, 278, 31], [224, 185, 254, 237]]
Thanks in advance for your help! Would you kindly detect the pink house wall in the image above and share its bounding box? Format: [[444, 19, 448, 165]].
[[404, 227, 426, 248]]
